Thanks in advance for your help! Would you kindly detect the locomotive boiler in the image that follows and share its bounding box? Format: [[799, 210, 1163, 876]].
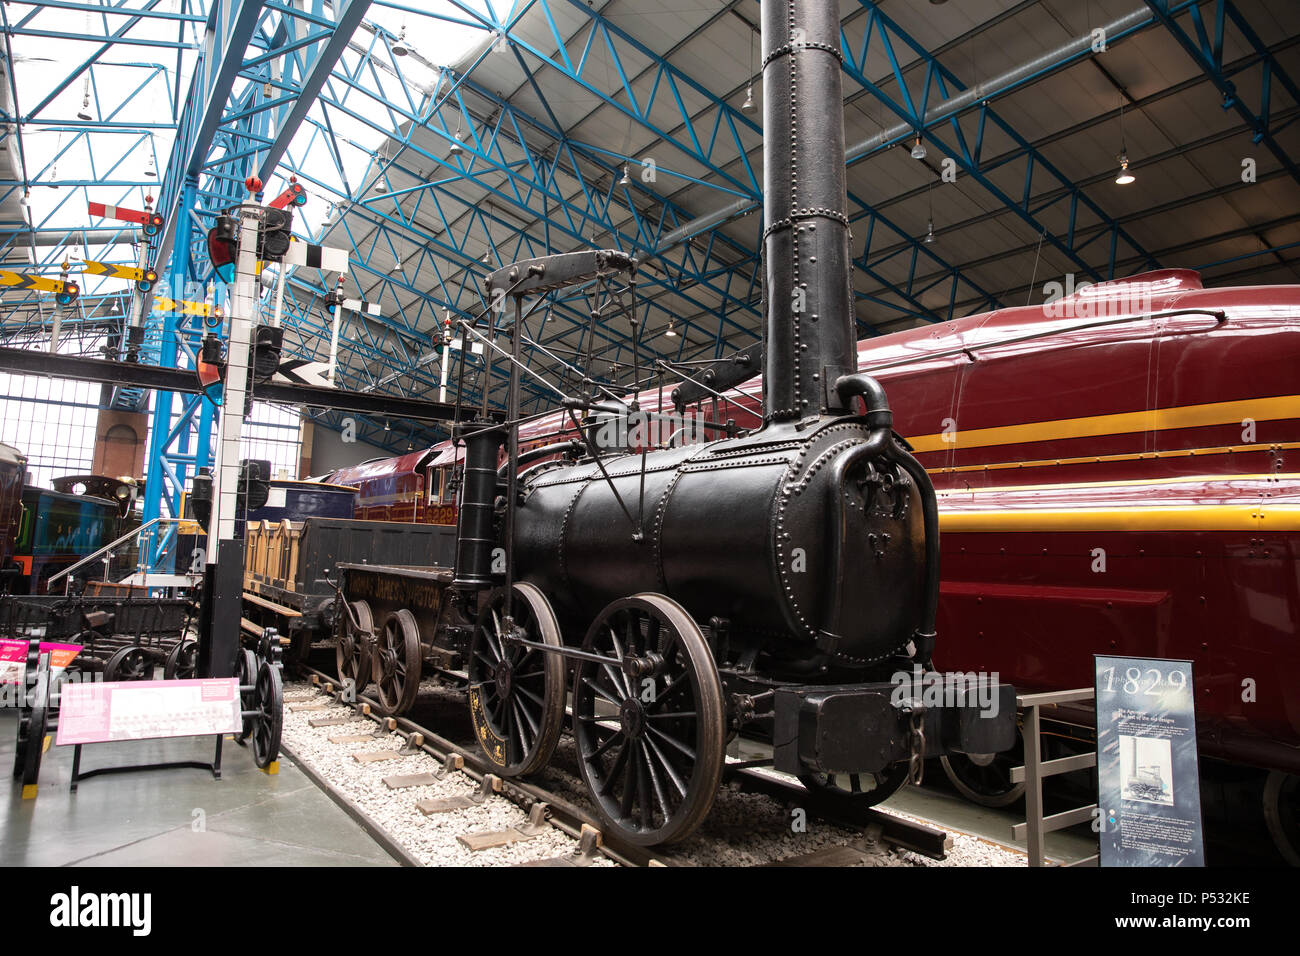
[[449, 0, 1017, 844]]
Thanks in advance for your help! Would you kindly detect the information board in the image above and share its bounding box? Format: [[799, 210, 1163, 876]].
[[56, 678, 241, 745], [0, 639, 83, 684], [1094, 655, 1205, 866]]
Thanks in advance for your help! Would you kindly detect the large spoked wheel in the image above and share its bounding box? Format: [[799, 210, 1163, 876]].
[[250, 660, 283, 770], [335, 599, 373, 693], [1263, 770, 1300, 866], [373, 609, 422, 716], [572, 593, 725, 846], [104, 645, 152, 682], [468, 582, 566, 777], [798, 763, 910, 808], [940, 728, 1027, 808], [235, 649, 259, 743], [163, 639, 198, 680]]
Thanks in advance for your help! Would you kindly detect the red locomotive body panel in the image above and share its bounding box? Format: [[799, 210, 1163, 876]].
[[328, 446, 462, 526], [860, 271, 1300, 773]]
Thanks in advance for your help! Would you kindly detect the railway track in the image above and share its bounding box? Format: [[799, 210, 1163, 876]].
[[288, 665, 980, 867]]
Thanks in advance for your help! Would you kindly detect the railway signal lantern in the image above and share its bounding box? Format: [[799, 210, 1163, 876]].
[[324, 285, 343, 316], [257, 207, 293, 262], [136, 268, 158, 294], [270, 179, 307, 210], [55, 280, 79, 307], [252, 325, 283, 383], [143, 211, 164, 238], [239, 459, 271, 512], [208, 215, 238, 282], [197, 332, 225, 391]]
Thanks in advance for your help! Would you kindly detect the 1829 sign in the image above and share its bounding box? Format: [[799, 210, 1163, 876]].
[[1094, 655, 1205, 866]]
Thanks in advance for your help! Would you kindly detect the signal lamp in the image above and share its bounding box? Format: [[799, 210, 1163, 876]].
[[208, 215, 238, 282], [257, 207, 293, 261]]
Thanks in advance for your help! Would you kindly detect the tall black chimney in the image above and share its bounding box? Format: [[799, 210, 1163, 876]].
[[761, 0, 857, 422]]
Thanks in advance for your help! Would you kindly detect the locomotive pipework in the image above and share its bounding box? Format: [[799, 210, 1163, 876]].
[[452, 422, 503, 589]]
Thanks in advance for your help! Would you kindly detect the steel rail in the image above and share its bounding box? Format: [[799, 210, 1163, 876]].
[[297, 664, 670, 867]]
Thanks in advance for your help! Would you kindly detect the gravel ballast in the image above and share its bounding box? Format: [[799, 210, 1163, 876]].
[[282, 679, 1025, 867]]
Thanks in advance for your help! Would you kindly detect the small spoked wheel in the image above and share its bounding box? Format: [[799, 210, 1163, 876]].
[[13, 643, 40, 779], [373, 609, 421, 716], [572, 593, 725, 846], [939, 728, 1026, 808], [798, 763, 910, 808], [335, 599, 373, 694], [164, 639, 198, 680], [235, 649, 259, 743], [104, 645, 151, 682], [250, 660, 283, 770], [468, 582, 566, 777]]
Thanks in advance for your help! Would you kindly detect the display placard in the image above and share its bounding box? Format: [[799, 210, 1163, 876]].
[[1094, 655, 1205, 866], [0, 639, 83, 684], [56, 678, 241, 745]]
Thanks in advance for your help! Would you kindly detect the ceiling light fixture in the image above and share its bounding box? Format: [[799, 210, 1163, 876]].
[[1115, 154, 1135, 185], [392, 24, 409, 57], [910, 134, 927, 160], [77, 73, 92, 121], [1115, 99, 1136, 185], [618, 165, 631, 187], [144, 153, 156, 178], [923, 180, 936, 244], [664, 320, 678, 338], [448, 118, 465, 156]]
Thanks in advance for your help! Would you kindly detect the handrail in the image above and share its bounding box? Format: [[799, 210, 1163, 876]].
[[47, 517, 186, 590], [861, 308, 1228, 373]]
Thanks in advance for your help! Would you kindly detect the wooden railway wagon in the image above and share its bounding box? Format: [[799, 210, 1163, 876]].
[[241, 516, 456, 664], [332, 562, 476, 715]]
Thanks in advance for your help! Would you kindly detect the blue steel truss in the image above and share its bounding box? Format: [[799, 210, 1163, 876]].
[[2, 0, 1298, 538]]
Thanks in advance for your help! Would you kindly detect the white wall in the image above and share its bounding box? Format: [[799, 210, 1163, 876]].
[[309, 422, 391, 476]]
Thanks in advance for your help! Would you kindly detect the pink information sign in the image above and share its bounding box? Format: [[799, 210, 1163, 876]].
[[0, 639, 82, 684], [56, 678, 241, 745]]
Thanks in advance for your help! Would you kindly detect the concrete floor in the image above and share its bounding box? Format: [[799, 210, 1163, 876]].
[[1, 710, 396, 867]]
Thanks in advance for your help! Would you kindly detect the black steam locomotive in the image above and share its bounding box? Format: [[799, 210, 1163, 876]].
[[335, 0, 1015, 845]]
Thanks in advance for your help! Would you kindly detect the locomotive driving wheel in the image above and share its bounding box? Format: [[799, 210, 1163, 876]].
[[572, 593, 725, 846], [335, 599, 373, 693], [373, 609, 421, 716], [468, 582, 565, 777]]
